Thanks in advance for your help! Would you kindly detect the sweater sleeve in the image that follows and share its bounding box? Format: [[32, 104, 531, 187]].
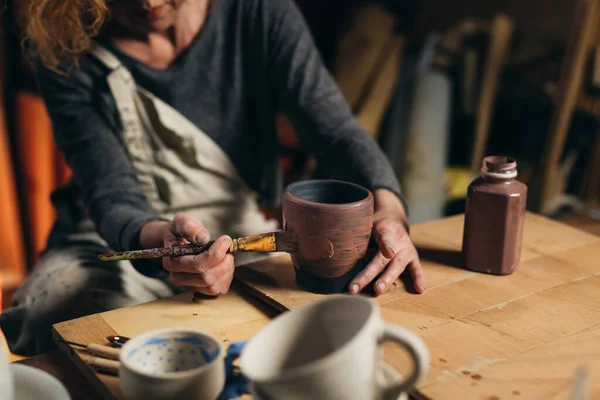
[[33, 57, 165, 252], [262, 0, 406, 205]]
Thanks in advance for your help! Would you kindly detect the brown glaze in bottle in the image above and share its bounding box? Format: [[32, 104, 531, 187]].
[[462, 156, 527, 275]]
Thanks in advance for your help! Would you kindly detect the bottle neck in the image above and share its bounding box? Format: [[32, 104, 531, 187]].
[[480, 169, 517, 183], [480, 156, 518, 183]]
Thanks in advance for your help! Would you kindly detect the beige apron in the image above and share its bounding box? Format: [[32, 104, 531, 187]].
[[90, 44, 279, 265]]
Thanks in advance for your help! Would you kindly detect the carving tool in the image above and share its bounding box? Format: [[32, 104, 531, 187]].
[[98, 231, 299, 261], [56, 338, 120, 360], [107, 335, 130, 347], [85, 356, 120, 375], [56, 338, 121, 375]]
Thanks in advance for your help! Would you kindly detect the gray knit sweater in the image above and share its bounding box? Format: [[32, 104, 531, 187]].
[[33, 0, 403, 252]]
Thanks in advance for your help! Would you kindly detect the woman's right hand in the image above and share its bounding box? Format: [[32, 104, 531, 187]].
[[161, 214, 235, 296]]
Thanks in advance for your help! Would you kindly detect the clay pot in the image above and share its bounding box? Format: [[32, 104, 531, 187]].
[[282, 180, 374, 294]]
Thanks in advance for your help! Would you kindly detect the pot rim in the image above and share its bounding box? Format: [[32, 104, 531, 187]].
[[239, 294, 378, 383], [283, 179, 373, 210], [119, 327, 225, 380]]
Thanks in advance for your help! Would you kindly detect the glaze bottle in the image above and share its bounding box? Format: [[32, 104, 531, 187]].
[[462, 156, 527, 275]]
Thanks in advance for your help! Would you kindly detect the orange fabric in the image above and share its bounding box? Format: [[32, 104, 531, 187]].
[[55, 150, 72, 187], [15, 92, 67, 263], [0, 94, 27, 298]]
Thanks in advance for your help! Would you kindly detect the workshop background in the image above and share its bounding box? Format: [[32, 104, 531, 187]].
[[1, 0, 599, 309]]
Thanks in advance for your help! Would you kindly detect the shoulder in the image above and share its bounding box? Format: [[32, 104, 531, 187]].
[[25, 40, 119, 129], [25, 40, 110, 97]]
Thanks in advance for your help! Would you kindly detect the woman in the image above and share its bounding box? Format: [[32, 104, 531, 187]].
[[1, 0, 425, 355]]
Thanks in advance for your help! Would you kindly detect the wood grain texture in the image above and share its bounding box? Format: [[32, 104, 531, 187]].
[[355, 35, 405, 138], [534, 0, 599, 212], [53, 314, 120, 400], [470, 14, 514, 170], [331, 3, 397, 111], [560, 213, 600, 236], [235, 212, 600, 399], [52, 213, 600, 399], [53, 283, 275, 400]]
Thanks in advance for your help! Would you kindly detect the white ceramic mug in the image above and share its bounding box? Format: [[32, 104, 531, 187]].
[[119, 328, 226, 400], [240, 295, 430, 400]]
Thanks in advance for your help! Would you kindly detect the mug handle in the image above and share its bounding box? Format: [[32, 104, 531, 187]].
[[377, 323, 430, 399]]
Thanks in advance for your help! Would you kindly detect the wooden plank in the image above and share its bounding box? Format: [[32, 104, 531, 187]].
[[331, 4, 397, 111], [534, 0, 599, 212], [235, 213, 600, 314], [101, 285, 275, 341], [53, 314, 120, 400], [470, 14, 515, 170], [409, 213, 598, 259], [355, 35, 405, 138], [52, 284, 277, 400], [411, 275, 600, 390], [50, 213, 600, 399], [422, 318, 600, 399], [232, 212, 600, 398], [405, 248, 597, 319], [559, 213, 600, 237]]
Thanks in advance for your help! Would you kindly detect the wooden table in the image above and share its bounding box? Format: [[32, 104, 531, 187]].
[[50, 212, 600, 399]]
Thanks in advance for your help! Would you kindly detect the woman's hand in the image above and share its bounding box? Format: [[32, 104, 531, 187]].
[[161, 214, 235, 296], [348, 190, 426, 295]]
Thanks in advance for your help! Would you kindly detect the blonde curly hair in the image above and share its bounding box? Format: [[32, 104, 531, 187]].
[[20, 0, 110, 73]]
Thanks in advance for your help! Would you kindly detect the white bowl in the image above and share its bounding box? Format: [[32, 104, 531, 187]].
[[119, 328, 226, 400]]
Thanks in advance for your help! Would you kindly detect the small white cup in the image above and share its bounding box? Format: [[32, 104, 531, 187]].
[[119, 328, 226, 400], [240, 295, 430, 400]]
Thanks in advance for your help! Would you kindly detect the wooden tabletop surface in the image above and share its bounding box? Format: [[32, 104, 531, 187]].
[[34, 212, 600, 399], [233, 212, 600, 399]]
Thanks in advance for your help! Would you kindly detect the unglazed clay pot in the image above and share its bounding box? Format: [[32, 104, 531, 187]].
[[282, 179, 374, 294]]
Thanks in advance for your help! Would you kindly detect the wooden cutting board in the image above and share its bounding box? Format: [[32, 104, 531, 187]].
[[52, 283, 276, 400], [53, 212, 600, 399]]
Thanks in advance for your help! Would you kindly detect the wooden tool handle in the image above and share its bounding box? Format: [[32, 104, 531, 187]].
[[470, 13, 514, 170], [87, 343, 120, 360], [87, 356, 120, 375], [98, 231, 296, 261], [98, 242, 214, 262], [534, 0, 599, 211]]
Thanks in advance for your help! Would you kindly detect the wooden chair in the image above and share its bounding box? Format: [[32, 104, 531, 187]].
[[0, 90, 71, 311], [533, 0, 600, 212], [0, 84, 27, 312]]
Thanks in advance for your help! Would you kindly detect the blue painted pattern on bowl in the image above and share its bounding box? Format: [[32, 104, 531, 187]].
[[124, 332, 221, 376]]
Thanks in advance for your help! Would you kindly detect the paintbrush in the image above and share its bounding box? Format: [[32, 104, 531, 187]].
[[98, 231, 298, 262]]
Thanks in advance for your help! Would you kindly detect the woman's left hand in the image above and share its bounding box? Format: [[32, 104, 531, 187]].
[[348, 190, 426, 295]]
